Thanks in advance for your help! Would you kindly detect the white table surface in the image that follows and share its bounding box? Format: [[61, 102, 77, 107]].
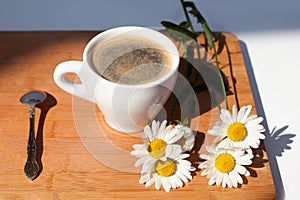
[[1, 0, 300, 199], [238, 30, 300, 200]]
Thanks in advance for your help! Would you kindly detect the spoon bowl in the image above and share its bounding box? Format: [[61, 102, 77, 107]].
[[20, 91, 47, 106]]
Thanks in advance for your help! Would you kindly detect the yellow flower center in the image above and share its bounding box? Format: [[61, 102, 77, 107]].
[[215, 153, 235, 173], [148, 139, 166, 159], [227, 122, 247, 142], [156, 159, 177, 177]]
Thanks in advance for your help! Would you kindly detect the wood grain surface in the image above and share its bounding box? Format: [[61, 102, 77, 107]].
[[0, 31, 275, 199]]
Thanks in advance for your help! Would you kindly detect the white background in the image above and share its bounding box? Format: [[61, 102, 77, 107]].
[[1, 0, 300, 199]]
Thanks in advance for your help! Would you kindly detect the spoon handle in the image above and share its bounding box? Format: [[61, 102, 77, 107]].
[[24, 107, 39, 180]]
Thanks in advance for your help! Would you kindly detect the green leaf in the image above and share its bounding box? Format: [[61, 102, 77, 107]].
[[179, 21, 190, 29], [181, 0, 215, 50], [189, 9, 204, 24], [182, 1, 207, 24], [161, 21, 198, 41]]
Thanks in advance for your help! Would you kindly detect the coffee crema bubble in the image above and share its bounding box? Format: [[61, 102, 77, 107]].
[[91, 35, 172, 85]]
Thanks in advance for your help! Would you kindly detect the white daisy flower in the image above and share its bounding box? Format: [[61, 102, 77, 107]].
[[172, 124, 195, 152], [130, 120, 184, 168], [198, 145, 253, 188], [139, 152, 195, 192], [208, 105, 265, 150]]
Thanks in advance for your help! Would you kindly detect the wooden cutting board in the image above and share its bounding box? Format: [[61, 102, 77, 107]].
[[0, 31, 275, 199]]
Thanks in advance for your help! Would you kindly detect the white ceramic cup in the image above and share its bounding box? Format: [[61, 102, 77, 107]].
[[53, 26, 179, 133]]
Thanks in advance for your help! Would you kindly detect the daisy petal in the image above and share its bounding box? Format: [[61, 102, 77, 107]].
[[177, 172, 189, 183], [130, 147, 149, 156], [239, 105, 252, 123], [132, 144, 144, 150], [200, 154, 210, 160], [135, 156, 149, 167], [259, 133, 266, 140], [222, 173, 228, 188], [235, 172, 243, 184], [235, 165, 248, 175], [232, 105, 237, 122], [244, 115, 258, 124], [155, 176, 162, 190], [173, 174, 183, 188], [225, 173, 232, 188], [245, 117, 263, 127], [165, 144, 182, 159], [139, 174, 149, 184], [229, 171, 238, 188], [216, 173, 222, 186], [208, 176, 216, 186], [166, 131, 184, 144], [162, 177, 171, 192], [170, 176, 177, 189], [200, 168, 209, 176], [177, 153, 190, 160], [141, 158, 156, 173], [158, 120, 167, 134], [151, 121, 159, 135], [224, 109, 233, 124], [143, 126, 153, 141]]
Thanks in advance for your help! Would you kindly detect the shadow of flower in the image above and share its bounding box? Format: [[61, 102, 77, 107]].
[[267, 126, 296, 157]]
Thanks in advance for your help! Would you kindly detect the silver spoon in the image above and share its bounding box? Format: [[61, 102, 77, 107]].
[[20, 91, 47, 180]]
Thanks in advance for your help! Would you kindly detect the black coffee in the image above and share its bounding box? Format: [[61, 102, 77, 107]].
[[92, 35, 172, 85]]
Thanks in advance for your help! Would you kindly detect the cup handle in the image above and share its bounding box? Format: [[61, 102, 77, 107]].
[[53, 61, 95, 103]]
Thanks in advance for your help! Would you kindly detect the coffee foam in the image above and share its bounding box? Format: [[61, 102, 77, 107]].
[[91, 35, 172, 85]]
